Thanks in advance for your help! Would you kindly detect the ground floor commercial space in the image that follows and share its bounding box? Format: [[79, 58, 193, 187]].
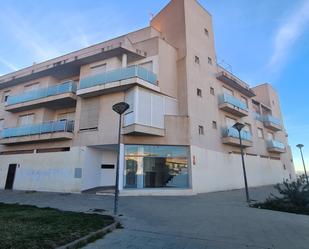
[[0, 144, 291, 194]]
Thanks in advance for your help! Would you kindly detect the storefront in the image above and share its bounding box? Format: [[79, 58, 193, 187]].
[[124, 145, 190, 189]]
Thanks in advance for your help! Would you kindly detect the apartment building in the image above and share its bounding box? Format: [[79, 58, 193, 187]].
[[0, 0, 295, 195]]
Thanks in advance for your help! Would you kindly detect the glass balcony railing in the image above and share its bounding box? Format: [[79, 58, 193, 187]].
[[219, 93, 248, 111], [263, 115, 281, 126], [79, 65, 157, 90], [6, 81, 77, 106], [0, 120, 74, 139], [267, 140, 285, 150], [222, 127, 252, 141]]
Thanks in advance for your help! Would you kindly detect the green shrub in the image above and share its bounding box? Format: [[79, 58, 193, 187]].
[[251, 175, 309, 215]]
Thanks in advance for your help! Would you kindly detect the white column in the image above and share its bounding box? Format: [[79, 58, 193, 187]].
[[122, 53, 127, 68]]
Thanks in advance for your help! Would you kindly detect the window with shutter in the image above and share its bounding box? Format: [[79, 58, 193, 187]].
[[79, 98, 99, 130]]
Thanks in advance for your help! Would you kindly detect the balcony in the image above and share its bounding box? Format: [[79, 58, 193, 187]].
[[0, 120, 74, 145], [5, 81, 77, 112], [267, 140, 285, 153], [222, 127, 253, 147], [263, 115, 282, 131], [218, 93, 248, 117], [216, 67, 255, 97], [77, 65, 158, 97]]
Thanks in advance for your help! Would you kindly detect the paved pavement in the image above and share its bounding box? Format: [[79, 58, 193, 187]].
[[0, 186, 308, 249]]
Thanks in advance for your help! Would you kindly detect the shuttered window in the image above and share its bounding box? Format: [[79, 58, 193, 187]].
[[79, 98, 99, 130]]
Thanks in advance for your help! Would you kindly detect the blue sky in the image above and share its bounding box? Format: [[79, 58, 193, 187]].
[[0, 0, 308, 172]]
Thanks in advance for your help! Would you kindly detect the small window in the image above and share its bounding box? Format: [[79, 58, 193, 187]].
[[283, 164, 286, 170], [101, 164, 115, 169], [2, 91, 10, 103], [204, 28, 209, 37], [208, 57, 212, 65], [198, 125, 204, 135], [210, 87, 215, 95], [212, 121, 217, 129], [272, 100, 275, 106], [197, 88, 202, 97], [195, 56, 200, 64], [257, 128, 264, 138], [289, 174, 292, 180]]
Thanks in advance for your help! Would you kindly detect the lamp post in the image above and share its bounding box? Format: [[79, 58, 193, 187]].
[[296, 144, 308, 184], [233, 122, 250, 203], [112, 102, 130, 215]]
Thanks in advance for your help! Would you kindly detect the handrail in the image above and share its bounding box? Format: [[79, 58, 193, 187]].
[[79, 65, 157, 89], [6, 81, 77, 106], [0, 120, 74, 138]]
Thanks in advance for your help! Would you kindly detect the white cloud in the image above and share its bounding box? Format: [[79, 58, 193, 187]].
[[0, 58, 18, 71], [268, 0, 309, 71]]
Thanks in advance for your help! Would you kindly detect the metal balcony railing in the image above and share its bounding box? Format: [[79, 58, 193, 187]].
[[79, 65, 157, 89], [218, 93, 248, 111], [267, 140, 285, 150], [222, 127, 252, 141], [0, 120, 74, 139], [6, 81, 77, 106]]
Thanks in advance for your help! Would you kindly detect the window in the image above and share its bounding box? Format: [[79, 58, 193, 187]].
[[79, 98, 99, 130], [197, 88, 202, 97], [0, 119, 3, 131], [267, 132, 274, 140], [208, 57, 212, 65], [57, 112, 75, 121], [198, 125, 204, 135], [241, 96, 248, 107], [139, 61, 153, 71], [252, 100, 260, 114], [226, 116, 236, 127], [2, 90, 10, 103], [18, 114, 34, 126], [101, 164, 115, 169], [90, 63, 106, 75], [223, 87, 233, 96], [195, 56, 200, 64], [210, 87, 215, 95], [283, 164, 286, 170], [212, 121, 217, 129], [244, 123, 252, 134], [257, 128, 264, 138], [204, 28, 209, 37], [24, 82, 39, 93], [124, 145, 189, 189]]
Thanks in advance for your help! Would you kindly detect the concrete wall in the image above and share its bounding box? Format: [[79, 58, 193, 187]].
[[0, 147, 82, 192], [191, 145, 285, 193]]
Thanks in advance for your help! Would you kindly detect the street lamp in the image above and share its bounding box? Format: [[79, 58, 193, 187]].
[[233, 122, 250, 203], [296, 144, 308, 184], [112, 102, 130, 215]]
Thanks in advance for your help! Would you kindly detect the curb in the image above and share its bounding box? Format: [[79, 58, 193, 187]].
[[56, 221, 119, 249]]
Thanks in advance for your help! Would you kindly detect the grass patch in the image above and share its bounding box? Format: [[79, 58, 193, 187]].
[[0, 203, 115, 249]]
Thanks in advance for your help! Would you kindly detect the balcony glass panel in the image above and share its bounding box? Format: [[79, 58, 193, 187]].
[[219, 93, 248, 111], [79, 65, 157, 89], [263, 115, 281, 126], [222, 127, 252, 141], [0, 120, 74, 138], [6, 81, 77, 106], [267, 140, 285, 150]]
